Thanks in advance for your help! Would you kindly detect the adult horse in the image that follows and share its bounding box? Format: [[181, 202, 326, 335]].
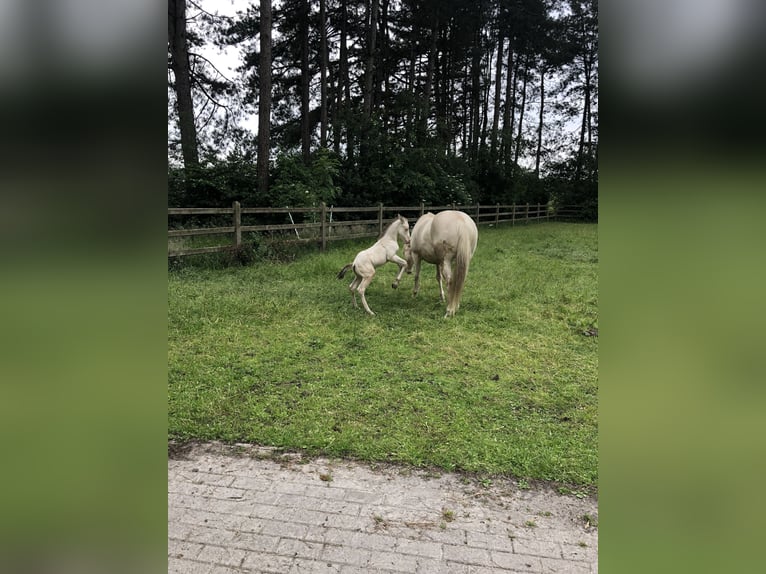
[[404, 210, 478, 317], [337, 214, 411, 316]]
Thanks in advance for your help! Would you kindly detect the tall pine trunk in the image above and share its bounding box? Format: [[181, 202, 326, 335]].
[[407, 40, 417, 143], [363, 0, 379, 118], [257, 0, 272, 194], [337, 0, 350, 158], [480, 43, 492, 151], [168, 0, 198, 169], [577, 51, 594, 181], [419, 16, 439, 143], [490, 30, 504, 159], [300, 0, 311, 164], [462, 66, 469, 155], [535, 66, 545, 178], [319, 0, 328, 148], [512, 54, 530, 175], [501, 43, 515, 169], [379, 0, 390, 127], [470, 28, 481, 161]]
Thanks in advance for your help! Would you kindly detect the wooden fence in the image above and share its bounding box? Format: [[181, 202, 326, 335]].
[[168, 202, 584, 258]]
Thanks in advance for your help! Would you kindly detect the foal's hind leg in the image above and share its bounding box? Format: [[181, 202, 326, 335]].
[[348, 275, 361, 308], [356, 272, 376, 315]]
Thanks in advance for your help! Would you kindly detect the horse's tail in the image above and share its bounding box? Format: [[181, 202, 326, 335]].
[[337, 263, 353, 279], [447, 219, 477, 315]]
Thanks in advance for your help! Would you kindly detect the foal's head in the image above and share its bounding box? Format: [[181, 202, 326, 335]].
[[396, 214, 411, 244]]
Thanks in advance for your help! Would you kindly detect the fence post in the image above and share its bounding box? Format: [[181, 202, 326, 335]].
[[495, 203, 500, 225], [233, 201, 241, 248], [475, 203, 480, 223], [537, 203, 541, 221], [512, 204, 516, 226], [526, 203, 530, 223], [420, 201, 425, 217], [320, 201, 327, 252], [378, 203, 384, 236]]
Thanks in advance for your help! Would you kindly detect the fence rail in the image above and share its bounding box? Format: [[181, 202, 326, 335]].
[[168, 202, 587, 258]]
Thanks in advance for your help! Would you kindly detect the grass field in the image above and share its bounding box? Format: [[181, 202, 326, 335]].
[[168, 222, 598, 486]]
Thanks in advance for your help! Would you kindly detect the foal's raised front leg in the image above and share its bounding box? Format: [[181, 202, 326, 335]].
[[389, 254, 409, 289]]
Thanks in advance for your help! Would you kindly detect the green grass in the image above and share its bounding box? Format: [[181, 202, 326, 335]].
[[168, 222, 598, 486]]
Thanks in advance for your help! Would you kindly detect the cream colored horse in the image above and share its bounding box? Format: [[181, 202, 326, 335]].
[[337, 214, 411, 315], [404, 210, 478, 317]]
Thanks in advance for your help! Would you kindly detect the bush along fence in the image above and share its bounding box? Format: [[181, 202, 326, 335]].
[[168, 202, 587, 258]]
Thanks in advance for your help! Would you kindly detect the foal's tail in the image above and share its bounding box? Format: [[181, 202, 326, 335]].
[[337, 263, 353, 279], [447, 220, 477, 315]]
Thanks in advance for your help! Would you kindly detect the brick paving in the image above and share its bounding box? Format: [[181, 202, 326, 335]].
[[168, 442, 597, 573]]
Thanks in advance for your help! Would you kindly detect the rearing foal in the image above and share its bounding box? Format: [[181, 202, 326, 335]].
[[337, 214, 411, 316]]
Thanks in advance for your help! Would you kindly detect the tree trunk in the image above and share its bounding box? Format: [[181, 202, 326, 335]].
[[577, 51, 593, 181], [300, 0, 311, 164], [441, 35, 453, 152], [470, 28, 481, 160], [257, 0, 272, 194], [407, 40, 417, 141], [379, 0, 390, 125], [535, 66, 545, 178], [319, 0, 328, 148], [363, 0, 379, 117], [513, 55, 530, 174], [419, 16, 439, 143], [480, 43, 492, 151], [338, 0, 350, 158], [501, 43, 514, 167], [168, 0, 199, 168], [462, 66, 469, 155], [490, 30, 504, 159]]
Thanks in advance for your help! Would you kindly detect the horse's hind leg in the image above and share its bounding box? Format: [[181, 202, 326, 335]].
[[441, 258, 453, 291], [411, 257, 423, 297], [436, 263, 445, 302], [441, 258, 455, 316]]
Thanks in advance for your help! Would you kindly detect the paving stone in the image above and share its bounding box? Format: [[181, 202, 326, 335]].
[[169, 443, 598, 574]]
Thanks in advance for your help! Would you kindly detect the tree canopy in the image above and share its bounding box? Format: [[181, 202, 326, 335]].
[[168, 0, 597, 216]]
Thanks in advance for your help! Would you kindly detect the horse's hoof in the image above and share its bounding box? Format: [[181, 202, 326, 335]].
[[391, 283, 398, 289]]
